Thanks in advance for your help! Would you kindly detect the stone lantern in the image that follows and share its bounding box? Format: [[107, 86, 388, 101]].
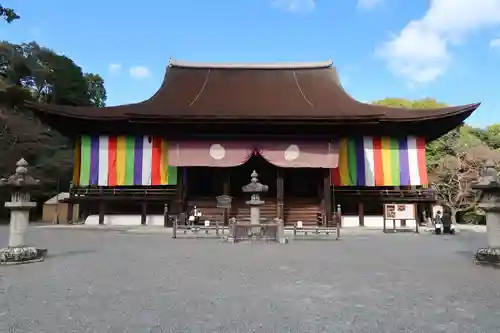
[[226, 170, 285, 243], [0, 158, 46, 264], [242, 170, 269, 224], [472, 160, 500, 264]]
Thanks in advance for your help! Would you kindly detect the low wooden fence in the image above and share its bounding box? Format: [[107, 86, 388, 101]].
[[172, 219, 228, 239], [285, 211, 341, 240], [285, 224, 340, 240]]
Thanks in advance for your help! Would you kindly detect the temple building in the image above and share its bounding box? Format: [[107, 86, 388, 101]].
[[27, 60, 480, 228]]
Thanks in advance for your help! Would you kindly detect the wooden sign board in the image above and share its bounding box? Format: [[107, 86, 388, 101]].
[[384, 203, 416, 220], [216, 195, 232, 209]]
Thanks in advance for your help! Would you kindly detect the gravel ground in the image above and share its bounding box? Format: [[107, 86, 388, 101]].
[[0, 225, 499, 333]]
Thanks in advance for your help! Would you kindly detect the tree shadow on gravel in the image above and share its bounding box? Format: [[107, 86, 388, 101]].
[[455, 250, 477, 259], [45, 249, 96, 259], [455, 250, 500, 269]]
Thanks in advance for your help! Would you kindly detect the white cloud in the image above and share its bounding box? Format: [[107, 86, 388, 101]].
[[108, 63, 122, 75], [357, 0, 381, 10], [377, 0, 500, 83], [129, 66, 151, 79], [490, 38, 500, 48], [272, 0, 315, 12]]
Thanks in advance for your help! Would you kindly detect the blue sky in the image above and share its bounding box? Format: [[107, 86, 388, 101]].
[[3, 0, 500, 127]]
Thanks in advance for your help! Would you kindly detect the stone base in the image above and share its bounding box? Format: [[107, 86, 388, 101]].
[[0, 246, 47, 265], [223, 236, 288, 244], [474, 247, 500, 265]]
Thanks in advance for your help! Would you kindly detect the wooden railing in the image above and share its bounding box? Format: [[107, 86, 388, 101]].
[[69, 186, 178, 200], [333, 187, 435, 202]]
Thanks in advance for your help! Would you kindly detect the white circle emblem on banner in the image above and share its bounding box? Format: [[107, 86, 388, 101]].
[[284, 144, 300, 161], [209, 144, 226, 160]]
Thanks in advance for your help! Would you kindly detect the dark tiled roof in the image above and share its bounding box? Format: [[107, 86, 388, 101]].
[[26, 60, 480, 122]]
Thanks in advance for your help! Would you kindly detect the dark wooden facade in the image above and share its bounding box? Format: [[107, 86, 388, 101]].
[[28, 60, 479, 226]]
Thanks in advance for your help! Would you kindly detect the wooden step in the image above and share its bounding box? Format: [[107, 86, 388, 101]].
[[186, 198, 220, 223], [284, 199, 321, 226], [187, 198, 277, 223], [231, 201, 276, 221], [188, 197, 330, 226]]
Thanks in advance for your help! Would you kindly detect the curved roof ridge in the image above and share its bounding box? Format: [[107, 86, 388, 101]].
[[187, 69, 212, 107], [169, 59, 333, 69], [292, 69, 314, 108]]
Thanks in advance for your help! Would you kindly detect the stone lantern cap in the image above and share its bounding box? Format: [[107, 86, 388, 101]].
[[472, 160, 500, 191], [0, 158, 40, 189], [242, 170, 269, 193]]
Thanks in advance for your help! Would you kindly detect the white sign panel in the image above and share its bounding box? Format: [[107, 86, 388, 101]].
[[432, 205, 443, 218], [384, 204, 416, 220]]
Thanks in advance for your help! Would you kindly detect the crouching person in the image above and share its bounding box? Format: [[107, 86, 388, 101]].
[[442, 210, 455, 235]]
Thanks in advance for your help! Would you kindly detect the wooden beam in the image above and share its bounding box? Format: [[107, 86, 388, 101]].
[[67, 196, 178, 203]]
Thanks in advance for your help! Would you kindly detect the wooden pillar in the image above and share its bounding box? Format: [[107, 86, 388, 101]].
[[67, 182, 74, 224], [80, 203, 88, 223], [223, 171, 230, 226], [212, 167, 220, 198], [323, 169, 332, 227], [331, 185, 336, 223], [417, 203, 423, 225], [141, 202, 147, 225], [163, 203, 169, 227], [358, 201, 364, 227], [336, 204, 342, 227], [98, 201, 105, 225], [66, 192, 74, 224], [276, 168, 284, 220], [428, 203, 434, 222], [177, 167, 186, 213], [181, 167, 188, 211], [98, 187, 105, 225]]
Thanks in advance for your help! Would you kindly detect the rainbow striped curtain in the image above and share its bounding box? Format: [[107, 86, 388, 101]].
[[73, 135, 178, 187], [331, 136, 428, 186]]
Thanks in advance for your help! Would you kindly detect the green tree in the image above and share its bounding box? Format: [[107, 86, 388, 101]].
[[482, 124, 500, 149], [0, 5, 19, 23], [0, 41, 107, 219], [430, 144, 500, 223], [85, 73, 107, 107], [1, 41, 106, 106], [373, 97, 447, 109]]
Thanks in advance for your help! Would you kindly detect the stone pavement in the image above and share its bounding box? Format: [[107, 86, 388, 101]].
[[0, 224, 498, 332], [33, 223, 488, 236]]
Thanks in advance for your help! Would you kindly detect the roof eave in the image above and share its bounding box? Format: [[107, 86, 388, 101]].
[[382, 102, 481, 122], [168, 59, 334, 69]]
